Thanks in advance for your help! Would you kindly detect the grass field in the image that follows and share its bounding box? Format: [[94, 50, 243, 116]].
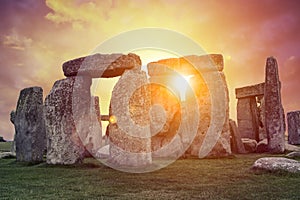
[[0, 142, 300, 199], [0, 141, 12, 152]]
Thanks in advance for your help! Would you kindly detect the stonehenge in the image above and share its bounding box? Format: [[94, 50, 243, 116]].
[[235, 57, 286, 153], [45, 53, 141, 165], [10, 51, 294, 168]]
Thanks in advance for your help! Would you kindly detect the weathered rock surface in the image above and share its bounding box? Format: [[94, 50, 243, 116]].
[[0, 152, 16, 159], [229, 119, 246, 154], [242, 138, 257, 153], [286, 151, 300, 159], [83, 96, 102, 157], [148, 76, 184, 158], [285, 142, 300, 152], [264, 57, 285, 153], [236, 97, 259, 140], [147, 54, 224, 76], [9, 111, 16, 154], [152, 134, 184, 158], [109, 69, 152, 167], [96, 145, 110, 159], [256, 139, 268, 153], [252, 157, 300, 173], [235, 83, 264, 99], [45, 76, 91, 165], [287, 111, 300, 145], [10, 110, 15, 124], [14, 87, 46, 163], [63, 53, 141, 78], [148, 55, 231, 158]]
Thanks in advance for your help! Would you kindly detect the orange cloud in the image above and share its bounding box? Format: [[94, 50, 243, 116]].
[[0, 0, 300, 140]]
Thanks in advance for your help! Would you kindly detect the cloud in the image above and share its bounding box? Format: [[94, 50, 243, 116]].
[[2, 29, 33, 50], [0, 0, 300, 140]]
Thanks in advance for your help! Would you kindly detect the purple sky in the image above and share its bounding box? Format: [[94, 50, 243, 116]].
[[0, 0, 300, 140]]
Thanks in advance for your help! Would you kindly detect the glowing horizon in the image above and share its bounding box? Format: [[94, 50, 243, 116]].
[[1, 0, 300, 140]]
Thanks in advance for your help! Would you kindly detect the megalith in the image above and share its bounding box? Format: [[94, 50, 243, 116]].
[[44, 76, 91, 164], [9, 110, 16, 154], [264, 57, 285, 153], [45, 53, 141, 164], [147, 54, 231, 158], [83, 96, 103, 156], [63, 53, 141, 78], [235, 83, 265, 141], [287, 111, 300, 145], [14, 87, 46, 163], [108, 68, 152, 167], [229, 119, 246, 154]]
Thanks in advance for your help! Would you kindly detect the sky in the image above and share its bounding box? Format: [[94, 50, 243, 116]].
[[0, 0, 300, 140]]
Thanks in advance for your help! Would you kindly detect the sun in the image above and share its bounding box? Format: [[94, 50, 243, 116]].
[[172, 75, 193, 101]]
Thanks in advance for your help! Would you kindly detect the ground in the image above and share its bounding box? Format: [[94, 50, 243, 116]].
[[0, 142, 299, 199]]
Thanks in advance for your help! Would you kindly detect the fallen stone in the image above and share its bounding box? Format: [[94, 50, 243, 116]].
[[287, 111, 300, 145], [242, 138, 257, 153], [252, 157, 300, 173], [45, 76, 91, 165], [14, 87, 46, 163], [285, 142, 300, 152], [108, 69, 152, 167], [63, 53, 141, 78], [235, 83, 265, 99], [96, 145, 110, 159], [0, 152, 16, 159], [264, 57, 285, 153], [256, 139, 268, 153], [229, 119, 246, 154], [286, 151, 300, 159]]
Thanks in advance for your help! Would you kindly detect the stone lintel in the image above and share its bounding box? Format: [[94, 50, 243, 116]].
[[235, 83, 265, 99], [63, 53, 141, 78], [147, 54, 223, 76]]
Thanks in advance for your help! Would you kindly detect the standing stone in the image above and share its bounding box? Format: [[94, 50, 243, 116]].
[[147, 54, 231, 158], [45, 76, 91, 164], [84, 96, 102, 157], [14, 87, 46, 163], [257, 95, 267, 140], [9, 110, 16, 154], [229, 119, 246, 154], [287, 111, 300, 145], [108, 69, 152, 167], [10, 110, 15, 124], [148, 76, 183, 158], [264, 57, 285, 153], [236, 97, 259, 140]]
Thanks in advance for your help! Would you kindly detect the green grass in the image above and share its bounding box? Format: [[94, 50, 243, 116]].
[[0, 154, 299, 200], [0, 142, 12, 152]]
